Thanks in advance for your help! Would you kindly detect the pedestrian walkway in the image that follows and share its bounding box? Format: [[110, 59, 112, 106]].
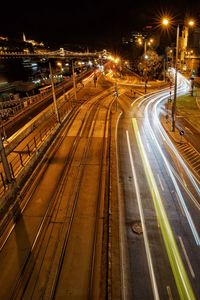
[[161, 92, 200, 180], [176, 142, 200, 179]]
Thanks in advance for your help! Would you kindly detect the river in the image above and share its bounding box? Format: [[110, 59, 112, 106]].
[[0, 58, 53, 84]]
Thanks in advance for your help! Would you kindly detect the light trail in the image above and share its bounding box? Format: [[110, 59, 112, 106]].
[[150, 76, 200, 194], [138, 84, 200, 200], [144, 97, 200, 246], [138, 86, 170, 108], [126, 130, 160, 300], [132, 69, 200, 245], [157, 174, 164, 191], [169, 165, 200, 211], [132, 118, 196, 300], [152, 97, 200, 195]]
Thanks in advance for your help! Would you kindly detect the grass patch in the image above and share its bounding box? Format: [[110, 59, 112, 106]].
[[176, 94, 198, 111]]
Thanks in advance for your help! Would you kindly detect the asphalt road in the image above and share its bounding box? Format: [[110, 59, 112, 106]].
[[0, 68, 199, 299], [116, 72, 200, 299]]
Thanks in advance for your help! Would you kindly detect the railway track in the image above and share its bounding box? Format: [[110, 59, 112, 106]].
[[0, 86, 115, 299]]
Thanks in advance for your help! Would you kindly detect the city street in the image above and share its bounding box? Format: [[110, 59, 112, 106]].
[[116, 72, 200, 299], [0, 69, 199, 299]]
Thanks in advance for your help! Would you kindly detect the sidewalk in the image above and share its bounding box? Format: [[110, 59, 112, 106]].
[[161, 117, 184, 143], [161, 92, 200, 180], [163, 91, 200, 135]]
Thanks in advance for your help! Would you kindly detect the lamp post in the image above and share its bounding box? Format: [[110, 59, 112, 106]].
[[144, 39, 147, 56], [137, 37, 153, 56], [143, 68, 148, 94], [171, 24, 179, 132], [57, 62, 63, 82], [162, 17, 194, 132], [72, 61, 77, 101], [0, 130, 12, 184], [49, 62, 61, 124]]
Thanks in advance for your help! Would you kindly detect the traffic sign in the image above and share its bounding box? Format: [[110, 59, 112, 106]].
[[179, 130, 184, 136]]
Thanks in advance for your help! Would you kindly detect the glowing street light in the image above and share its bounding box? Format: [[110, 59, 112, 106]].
[[137, 37, 154, 56], [57, 62, 63, 74], [162, 18, 169, 26], [57, 62, 62, 68]]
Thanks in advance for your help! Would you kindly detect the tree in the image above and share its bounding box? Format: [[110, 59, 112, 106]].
[[137, 50, 163, 80]]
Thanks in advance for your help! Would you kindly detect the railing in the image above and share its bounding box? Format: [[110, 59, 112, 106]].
[[0, 70, 91, 121], [0, 50, 107, 59], [0, 116, 55, 193], [0, 84, 81, 195], [9, 125, 54, 179], [0, 67, 96, 195]]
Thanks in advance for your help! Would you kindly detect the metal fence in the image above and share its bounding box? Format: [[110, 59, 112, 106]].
[[0, 120, 55, 195], [0, 90, 76, 195], [0, 69, 91, 196]]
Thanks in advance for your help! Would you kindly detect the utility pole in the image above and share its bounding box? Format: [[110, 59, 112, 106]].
[[49, 62, 61, 124], [143, 69, 147, 94], [0, 131, 12, 184], [72, 61, 77, 101], [163, 58, 166, 81], [144, 39, 147, 56], [172, 24, 180, 132], [114, 82, 119, 111]]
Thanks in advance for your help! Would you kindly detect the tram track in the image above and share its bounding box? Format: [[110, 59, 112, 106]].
[[0, 84, 114, 248], [0, 86, 115, 299]]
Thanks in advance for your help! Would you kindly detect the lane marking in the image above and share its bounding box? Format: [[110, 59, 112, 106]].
[[166, 285, 173, 300], [178, 236, 195, 279], [146, 142, 151, 153], [157, 174, 164, 191], [175, 192, 185, 216]]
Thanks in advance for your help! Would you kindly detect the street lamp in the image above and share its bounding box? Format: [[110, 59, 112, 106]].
[[49, 62, 61, 124], [57, 62, 63, 82], [57, 62, 62, 72], [137, 37, 154, 56], [162, 17, 195, 132], [72, 61, 77, 101]]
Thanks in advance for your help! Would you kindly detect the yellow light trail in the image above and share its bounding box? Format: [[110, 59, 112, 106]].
[[132, 118, 196, 300]]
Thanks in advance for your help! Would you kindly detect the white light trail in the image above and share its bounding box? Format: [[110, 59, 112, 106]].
[[144, 101, 200, 245], [139, 70, 200, 245], [126, 130, 160, 300]]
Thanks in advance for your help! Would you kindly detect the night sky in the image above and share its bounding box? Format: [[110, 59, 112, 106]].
[[1, 0, 200, 48]]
